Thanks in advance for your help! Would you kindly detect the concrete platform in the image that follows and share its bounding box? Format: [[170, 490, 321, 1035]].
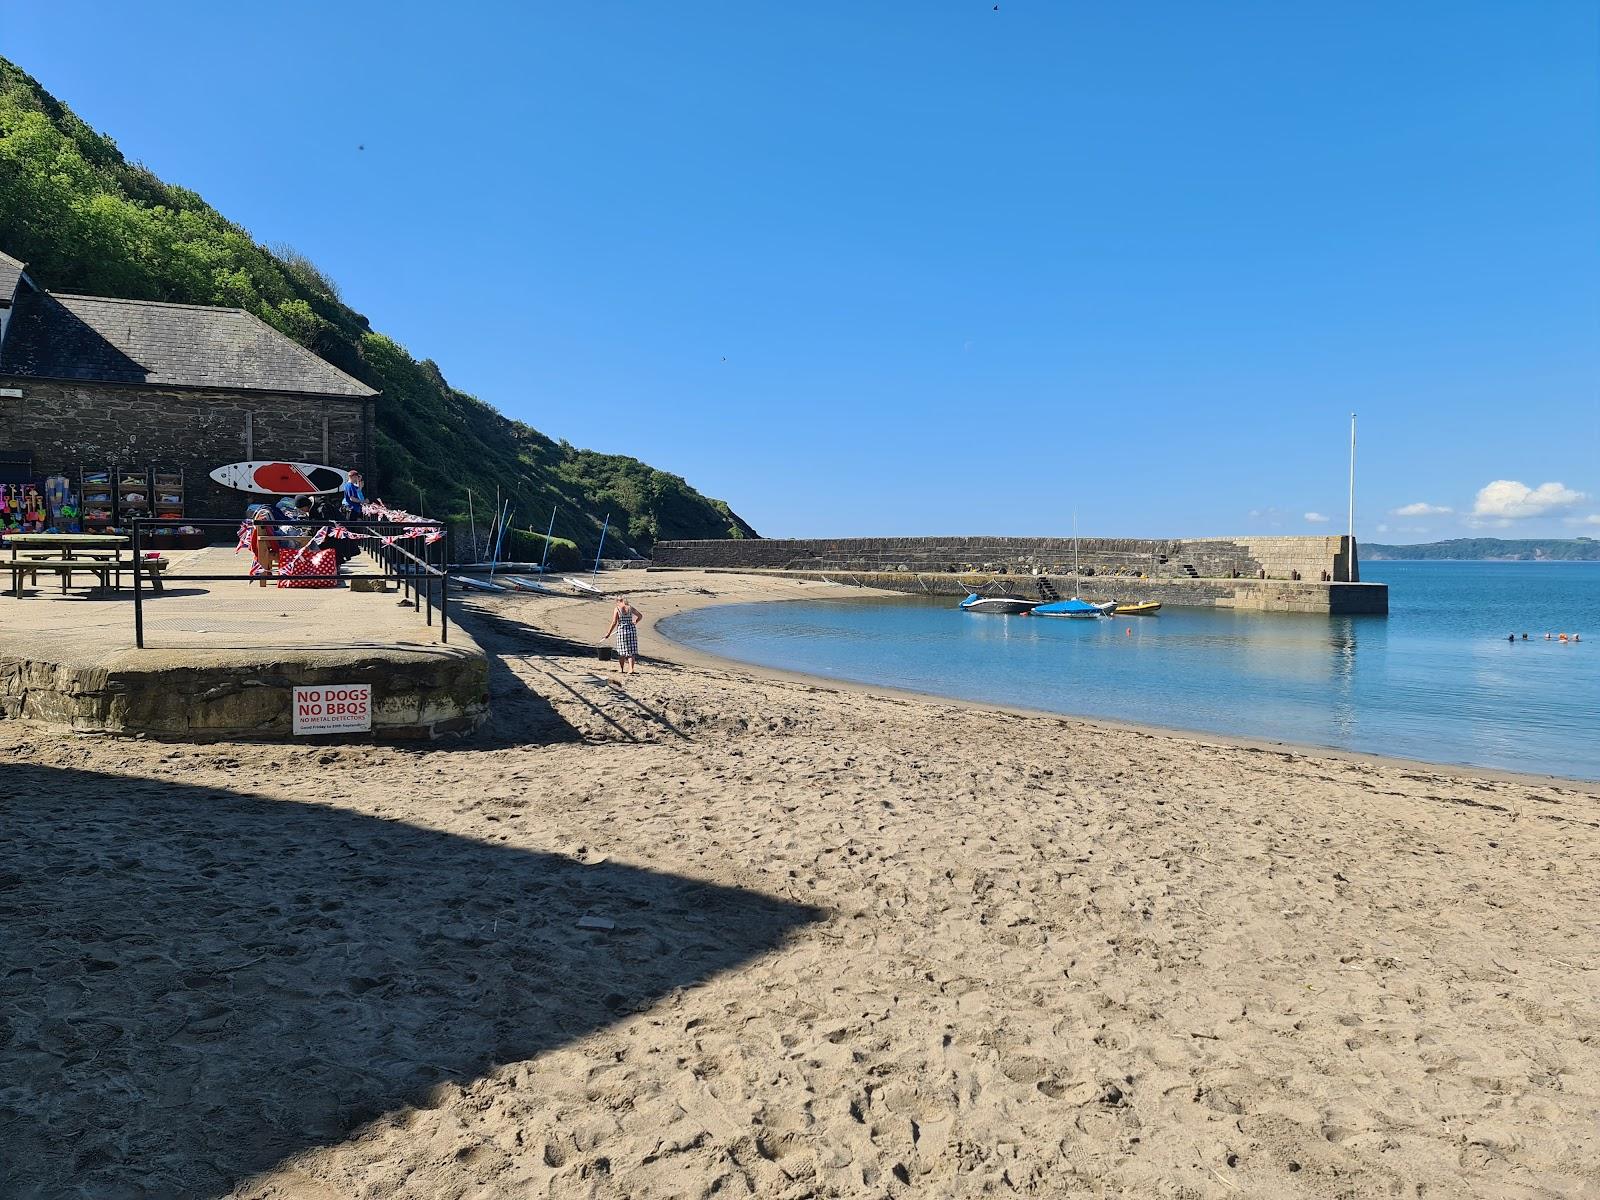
[[0, 547, 488, 738]]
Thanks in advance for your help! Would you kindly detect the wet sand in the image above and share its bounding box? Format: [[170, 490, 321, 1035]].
[[2, 569, 1597, 1198]]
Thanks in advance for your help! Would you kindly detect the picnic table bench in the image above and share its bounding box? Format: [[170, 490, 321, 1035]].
[[5, 532, 141, 595], [6, 555, 169, 595]]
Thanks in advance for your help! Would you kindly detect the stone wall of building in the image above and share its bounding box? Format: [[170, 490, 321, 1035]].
[[653, 534, 1360, 583], [0, 377, 372, 521]]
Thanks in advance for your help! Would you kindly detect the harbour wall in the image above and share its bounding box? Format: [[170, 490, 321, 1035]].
[[653, 535, 1359, 582], [651, 536, 1386, 615], [688, 568, 1387, 615]]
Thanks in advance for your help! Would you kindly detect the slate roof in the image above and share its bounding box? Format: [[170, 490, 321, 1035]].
[[0, 250, 25, 303], [0, 289, 377, 399]]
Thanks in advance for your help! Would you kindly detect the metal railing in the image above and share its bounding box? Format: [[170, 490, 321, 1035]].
[[130, 516, 450, 649]]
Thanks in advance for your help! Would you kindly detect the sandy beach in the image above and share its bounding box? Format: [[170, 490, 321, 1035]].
[[4, 569, 1598, 1199]]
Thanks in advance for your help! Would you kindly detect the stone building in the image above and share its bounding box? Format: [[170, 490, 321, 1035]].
[[0, 248, 377, 521]]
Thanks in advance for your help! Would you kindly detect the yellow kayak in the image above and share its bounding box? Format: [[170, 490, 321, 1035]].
[[1113, 600, 1162, 616]]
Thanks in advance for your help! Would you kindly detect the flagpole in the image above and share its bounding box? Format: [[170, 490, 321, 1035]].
[[1347, 412, 1357, 543]]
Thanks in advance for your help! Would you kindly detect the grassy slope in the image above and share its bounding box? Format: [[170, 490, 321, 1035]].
[[1363, 538, 1600, 561], [0, 58, 756, 558]]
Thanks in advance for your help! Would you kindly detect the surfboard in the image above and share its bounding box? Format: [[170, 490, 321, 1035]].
[[209, 461, 350, 495]]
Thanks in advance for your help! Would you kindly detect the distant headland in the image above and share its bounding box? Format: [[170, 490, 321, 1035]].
[[1363, 537, 1599, 561]]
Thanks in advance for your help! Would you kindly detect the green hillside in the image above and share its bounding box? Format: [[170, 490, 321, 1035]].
[[0, 58, 755, 558], [1364, 538, 1600, 561]]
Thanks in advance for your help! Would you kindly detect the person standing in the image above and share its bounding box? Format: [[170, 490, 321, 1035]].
[[341, 470, 368, 519], [604, 597, 643, 678]]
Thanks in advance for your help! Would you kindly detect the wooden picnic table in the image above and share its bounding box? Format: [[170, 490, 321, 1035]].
[[5, 533, 131, 594], [6, 533, 130, 553]]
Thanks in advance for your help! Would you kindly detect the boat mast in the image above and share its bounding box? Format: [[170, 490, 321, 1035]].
[[1073, 509, 1080, 597], [591, 513, 610, 578], [538, 504, 557, 574]]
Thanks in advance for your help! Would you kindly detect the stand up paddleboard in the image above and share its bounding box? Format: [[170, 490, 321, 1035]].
[[209, 461, 349, 495]]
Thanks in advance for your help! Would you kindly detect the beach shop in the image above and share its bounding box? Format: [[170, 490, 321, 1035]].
[[0, 248, 377, 537]]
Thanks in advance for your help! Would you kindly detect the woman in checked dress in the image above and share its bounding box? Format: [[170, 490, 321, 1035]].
[[604, 597, 643, 677]]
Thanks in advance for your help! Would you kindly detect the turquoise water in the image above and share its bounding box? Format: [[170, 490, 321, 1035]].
[[660, 562, 1600, 780]]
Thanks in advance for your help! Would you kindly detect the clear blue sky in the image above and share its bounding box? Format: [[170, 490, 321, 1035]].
[[6, 2, 1598, 540]]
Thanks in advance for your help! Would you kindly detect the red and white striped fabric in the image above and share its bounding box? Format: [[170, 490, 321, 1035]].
[[276, 546, 339, 589]]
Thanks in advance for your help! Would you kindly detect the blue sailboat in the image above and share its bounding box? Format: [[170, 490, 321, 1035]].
[[1031, 596, 1111, 618], [1029, 514, 1113, 618]]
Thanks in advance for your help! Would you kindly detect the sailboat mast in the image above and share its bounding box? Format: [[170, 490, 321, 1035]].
[[1073, 510, 1080, 595], [592, 514, 610, 578], [538, 505, 556, 574]]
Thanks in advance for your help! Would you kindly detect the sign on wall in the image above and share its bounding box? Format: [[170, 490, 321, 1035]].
[[292, 684, 372, 735]]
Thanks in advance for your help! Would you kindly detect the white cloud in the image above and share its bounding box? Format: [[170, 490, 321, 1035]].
[[1471, 480, 1587, 520], [1304, 512, 1330, 523], [1375, 523, 1390, 534], [1392, 502, 1452, 517], [1566, 513, 1600, 528]]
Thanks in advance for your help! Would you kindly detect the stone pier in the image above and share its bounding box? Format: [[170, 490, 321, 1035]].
[[651, 535, 1387, 615]]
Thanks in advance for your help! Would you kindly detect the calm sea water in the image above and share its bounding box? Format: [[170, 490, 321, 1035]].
[[660, 562, 1600, 780]]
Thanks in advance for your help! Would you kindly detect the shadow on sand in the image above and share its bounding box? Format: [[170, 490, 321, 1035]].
[[455, 600, 693, 748], [0, 765, 821, 1198]]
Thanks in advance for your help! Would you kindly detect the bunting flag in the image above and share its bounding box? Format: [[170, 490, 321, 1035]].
[[361, 501, 431, 524], [227, 515, 448, 585], [232, 517, 444, 555]]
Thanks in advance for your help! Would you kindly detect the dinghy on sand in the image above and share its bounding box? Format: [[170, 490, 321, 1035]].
[[502, 575, 560, 594], [450, 575, 507, 593]]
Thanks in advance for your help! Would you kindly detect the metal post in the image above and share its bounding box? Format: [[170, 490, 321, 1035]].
[[132, 518, 144, 649], [424, 533, 433, 626], [440, 530, 449, 644]]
